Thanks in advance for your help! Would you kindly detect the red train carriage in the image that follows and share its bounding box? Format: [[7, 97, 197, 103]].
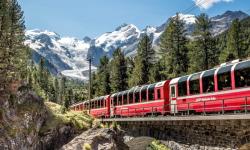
[[70, 101, 84, 111], [84, 95, 111, 118], [169, 59, 250, 114], [110, 80, 170, 117]]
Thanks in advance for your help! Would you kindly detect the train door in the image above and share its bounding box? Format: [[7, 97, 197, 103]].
[[170, 84, 178, 114]]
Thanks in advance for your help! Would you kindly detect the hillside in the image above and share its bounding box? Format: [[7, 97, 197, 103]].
[[0, 86, 94, 149]]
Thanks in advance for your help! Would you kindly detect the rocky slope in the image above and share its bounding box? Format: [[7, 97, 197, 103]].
[[61, 128, 128, 150], [25, 11, 249, 80], [0, 83, 93, 150]]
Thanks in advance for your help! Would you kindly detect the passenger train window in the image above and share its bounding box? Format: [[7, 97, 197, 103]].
[[129, 92, 133, 103], [113, 95, 117, 106], [148, 84, 155, 101], [100, 99, 103, 108], [171, 86, 176, 97], [178, 77, 188, 97], [123, 93, 128, 105], [134, 92, 140, 103], [97, 100, 100, 108], [95, 101, 98, 108], [141, 88, 147, 102], [189, 73, 201, 95], [202, 69, 215, 93], [118, 94, 122, 105], [217, 65, 232, 91], [235, 61, 250, 88]]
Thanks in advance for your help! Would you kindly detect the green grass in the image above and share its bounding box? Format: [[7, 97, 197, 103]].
[[147, 140, 170, 150], [40, 102, 94, 134]]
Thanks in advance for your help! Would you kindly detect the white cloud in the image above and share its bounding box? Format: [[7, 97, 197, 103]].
[[193, 0, 233, 10]]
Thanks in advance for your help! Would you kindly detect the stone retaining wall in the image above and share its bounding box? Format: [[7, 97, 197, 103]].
[[118, 119, 250, 148]]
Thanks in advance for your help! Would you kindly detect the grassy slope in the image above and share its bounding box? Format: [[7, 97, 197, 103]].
[[40, 102, 94, 134]]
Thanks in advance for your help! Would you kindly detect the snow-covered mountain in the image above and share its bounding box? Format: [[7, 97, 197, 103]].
[[25, 29, 96, 80], [25, 11, 249, 81]]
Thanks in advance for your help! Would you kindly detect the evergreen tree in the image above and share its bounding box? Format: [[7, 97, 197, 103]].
[[127, 57, 135, 88], [159, 13, 188, 78], [96, 56, 111, 96], [91, 72, 97, 97], [149, 61, 164, 83], [0, 0, 27, 91], [220, 19, 245, 62], [9, 0, 27, 79], [130, 35, 154, 86], [67, 89, 74, 106], [53, 78, 59, 103], [59, 76, 66, 104], [189, 13, 218, 72], [110, 48, 128, 92]]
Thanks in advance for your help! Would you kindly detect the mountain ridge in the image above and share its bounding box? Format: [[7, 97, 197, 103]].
[[25, 10, 249, 81]]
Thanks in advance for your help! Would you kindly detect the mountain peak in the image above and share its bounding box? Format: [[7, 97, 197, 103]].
[[83, 36, 91, 42], [223, 10, 247, 16], [115, 23, 138, 31], [173, 13, 196, 24], [212, 10, 249, 21], [25, 10, 249, 81]]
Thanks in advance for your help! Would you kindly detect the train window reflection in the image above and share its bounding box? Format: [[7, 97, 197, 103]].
[[178, 76, 188, 97], [235, 61, 250, 88], [202, 69, 215, 93], [129, 92, 133, 104], [134, 92, 140, 103], [141, 89, 147, 102], [148, 84, 155, 101], [217, 65, 232, 91], [113, 95, 117, 106], [189, 73, 201, 95], [117, 94, 122, 106], [123, 92, 128, 105], [171, 86, 175, 98]]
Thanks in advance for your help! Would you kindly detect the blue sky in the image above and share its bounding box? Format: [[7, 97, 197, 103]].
[[19, 0, 249, 39]]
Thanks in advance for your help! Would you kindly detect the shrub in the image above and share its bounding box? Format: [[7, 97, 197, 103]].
[[82, 143, 92, 150]]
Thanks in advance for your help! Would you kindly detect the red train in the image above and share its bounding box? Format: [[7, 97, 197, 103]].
[[70, 59, 250, 118]]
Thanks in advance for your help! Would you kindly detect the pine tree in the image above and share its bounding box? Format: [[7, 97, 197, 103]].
[[67, 89, 74, 105], [149, 61, 164, 83], [159, 13, 188, 78], [96, 56, 111, 96], [220, 19, 245, 62], [130, 35, 154, 86], [53, 78, 59, 103], [189, 13, 218, 72], [9, 0, 27, 79], [59, 76, 66, 104], [127, 57, 135, 88], [0, 0, 27, 91], [110, 48, 128, 92], [91, 72, 97, 97]]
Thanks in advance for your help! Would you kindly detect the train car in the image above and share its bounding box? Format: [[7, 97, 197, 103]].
[[84, 95, 111, 118], [70, 101, 84, 111], [110, 80, 170, 117], [169, 59, 250, 114]]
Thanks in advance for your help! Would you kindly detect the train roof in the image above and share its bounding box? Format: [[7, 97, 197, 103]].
[[170, 59, 250, 85]]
